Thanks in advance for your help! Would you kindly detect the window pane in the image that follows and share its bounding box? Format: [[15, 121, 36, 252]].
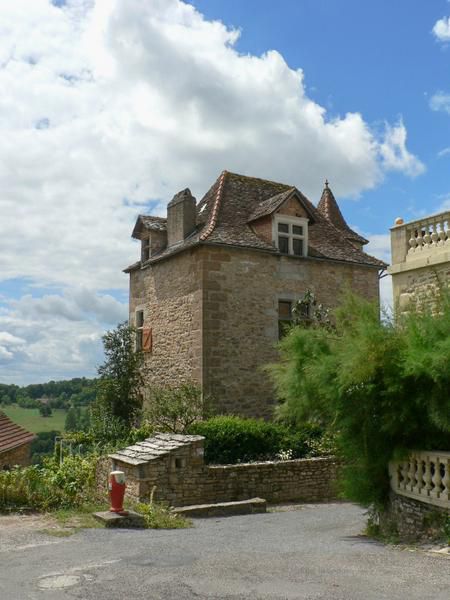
[[292, 225, 303, 236], [278, 222, 289, 233], [278, 236, 289, 254], [293, 238, 303, 256], [278, 300, 292, 319], [136, 310, 144, 327]]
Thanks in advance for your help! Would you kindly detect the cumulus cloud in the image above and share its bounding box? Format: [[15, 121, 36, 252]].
[[430, 92, 450, 114], [0, 288, 127, 384], [432, 16, 450, 42], [0, 0, 422, 382], [379, 121, 425, 177]]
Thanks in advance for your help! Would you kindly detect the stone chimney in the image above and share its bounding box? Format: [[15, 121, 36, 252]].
[[167, 188, 197, 246]]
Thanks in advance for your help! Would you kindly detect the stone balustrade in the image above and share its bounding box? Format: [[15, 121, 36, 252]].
[[404, 211, 450, 262], [389, 450, 450, 509]]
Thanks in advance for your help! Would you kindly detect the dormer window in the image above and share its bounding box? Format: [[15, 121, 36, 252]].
[[273, 216, 308, 257]]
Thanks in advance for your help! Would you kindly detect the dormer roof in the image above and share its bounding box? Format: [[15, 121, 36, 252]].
[[247, 188, 316, 223], [131, 215, 167, 240]]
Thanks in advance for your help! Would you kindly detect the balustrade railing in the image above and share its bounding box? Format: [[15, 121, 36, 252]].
[[389, 450, 450, 508], [406, 211, 450, 261]]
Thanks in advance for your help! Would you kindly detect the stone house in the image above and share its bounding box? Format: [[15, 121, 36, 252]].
[[0, 411, 36, 469], [389, 210, 450, 313], [126, 171, 386, 417]]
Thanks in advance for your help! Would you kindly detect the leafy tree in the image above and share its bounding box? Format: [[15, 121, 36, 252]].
[[65, 407, 78, 432], [145, 383, 208, 433], [39, 404, 53, 417], [269, 292, 450, 506], [96, 321, 143, 426]]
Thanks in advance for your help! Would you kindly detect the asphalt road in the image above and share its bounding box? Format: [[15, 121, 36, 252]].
[[0, 503, 448, 600]]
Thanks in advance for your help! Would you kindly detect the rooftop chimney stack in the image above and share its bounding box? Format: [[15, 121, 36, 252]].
[[167, 188, 197, 246]]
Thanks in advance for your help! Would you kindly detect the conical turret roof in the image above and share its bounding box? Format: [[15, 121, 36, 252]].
[[317, 181, 368, 246]]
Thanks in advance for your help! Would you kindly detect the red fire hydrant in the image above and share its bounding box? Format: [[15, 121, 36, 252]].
[[109, 471, 128, 514]]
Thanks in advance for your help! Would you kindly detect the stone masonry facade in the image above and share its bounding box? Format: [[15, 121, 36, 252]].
[[0, 443, 32, 470], [97, 434, 340, 508], [130, 244, 379, 418]]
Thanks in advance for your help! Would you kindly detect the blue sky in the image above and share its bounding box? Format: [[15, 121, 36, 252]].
[[192, 0, 450, 231], [1, 0, 450, 384]]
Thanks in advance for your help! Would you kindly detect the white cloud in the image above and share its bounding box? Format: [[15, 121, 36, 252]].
[[438, 147, 450, 157], [432, 16, 450, 42], [0, 288, 127, 384], [0, 0, 422, 383], [379, 121, 425, 177], [430, 92, 450, 114]]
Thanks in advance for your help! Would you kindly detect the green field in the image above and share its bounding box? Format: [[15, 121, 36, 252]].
[[2, 405, 67, 433]]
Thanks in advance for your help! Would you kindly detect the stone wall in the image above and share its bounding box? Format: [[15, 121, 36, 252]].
[[390, 262, 450, 314], [97, 453, 341, 508], [0, 443, 32, 469], [131, 240, 379, 418], [129, 248, 203, 400], [201, 245, 379, 417], [379, 492, 449, 542]]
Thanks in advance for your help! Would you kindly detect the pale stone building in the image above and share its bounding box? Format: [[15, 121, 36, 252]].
[[388, 210, 450, 313], [126, 171, 386, 417]]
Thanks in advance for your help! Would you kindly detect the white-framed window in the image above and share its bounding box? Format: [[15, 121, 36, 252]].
[[272, 215, 308, 257]]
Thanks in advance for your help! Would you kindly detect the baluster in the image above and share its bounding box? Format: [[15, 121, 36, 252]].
[[408, 232, 417, 254], [400, 461, 409, 490], [416, 230, 424, 252], [413, 459, 424, 495], [408, 456, 416, 492], [423, 457, 433, 498], [430, 457, 442, 499], [423, 226, 432, 248], [431, 222, 439, 246], [438, 220, 446, 246], [441, 458, 450, 502], [446, 220, 450, 246]]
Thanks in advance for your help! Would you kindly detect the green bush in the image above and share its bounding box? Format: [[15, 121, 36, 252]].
[[0, 454, 99, 511], [188, 416, 329, 464], [269, 292, 450, 506]]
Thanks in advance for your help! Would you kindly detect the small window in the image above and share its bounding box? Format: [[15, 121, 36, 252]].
[[136, 310, 144, 351], [278, 300, 293, 339], [278, 223, 289, 233], [142, 237, 150, 262]]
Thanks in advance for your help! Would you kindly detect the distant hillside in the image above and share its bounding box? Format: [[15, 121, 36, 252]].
[[0, 377, 97, 410]]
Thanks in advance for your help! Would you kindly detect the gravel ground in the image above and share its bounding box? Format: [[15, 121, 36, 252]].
[[0, 503, 448, 599]]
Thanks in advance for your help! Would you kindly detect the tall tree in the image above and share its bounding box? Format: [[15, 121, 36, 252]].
[[96, 322, 143, 426]]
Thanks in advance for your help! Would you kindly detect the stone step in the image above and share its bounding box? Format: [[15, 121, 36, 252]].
[[172, 497, 267, 518]]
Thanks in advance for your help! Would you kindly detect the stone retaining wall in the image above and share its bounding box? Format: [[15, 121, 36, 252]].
[[379, 492, 449, 542], [97, 454, 340, 507]]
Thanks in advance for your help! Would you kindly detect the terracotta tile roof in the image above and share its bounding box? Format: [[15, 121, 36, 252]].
[[128, 171, 386, 269], [317, 181, 369, 245], [0, 411, 36, 454]]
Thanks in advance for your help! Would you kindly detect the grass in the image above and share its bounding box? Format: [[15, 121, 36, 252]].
[[2, 405, 67, 433]]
